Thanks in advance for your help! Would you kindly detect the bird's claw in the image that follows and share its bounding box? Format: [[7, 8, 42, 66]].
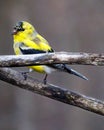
[[21, 71, 28, 80]]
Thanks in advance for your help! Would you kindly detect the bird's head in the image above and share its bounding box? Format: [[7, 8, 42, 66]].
[[12, 21, 36, 40]]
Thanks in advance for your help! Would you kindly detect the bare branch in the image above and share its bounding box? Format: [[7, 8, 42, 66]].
[[0, 67, 104, 116], [0, 52, 104, 116], [0, 52, 103, 67]]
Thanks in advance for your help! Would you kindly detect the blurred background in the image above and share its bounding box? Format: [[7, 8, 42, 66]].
[[0, 0, 104, 130]]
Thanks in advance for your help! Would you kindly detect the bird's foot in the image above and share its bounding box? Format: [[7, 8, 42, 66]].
[[21, 71, 29, 80], [43, 74, 48, 84]]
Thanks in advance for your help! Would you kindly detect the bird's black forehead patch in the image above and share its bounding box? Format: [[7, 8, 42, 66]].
[[16, 21, 23, 28], [13, 21, 24, 32]]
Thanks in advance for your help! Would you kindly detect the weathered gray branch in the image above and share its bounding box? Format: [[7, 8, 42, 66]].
[[0, 52, 104, 116], [0, 67, 104, 116], [0, 52, 103, 67]]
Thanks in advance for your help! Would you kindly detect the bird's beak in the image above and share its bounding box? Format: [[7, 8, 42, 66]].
[[12, 28, 18, 35]]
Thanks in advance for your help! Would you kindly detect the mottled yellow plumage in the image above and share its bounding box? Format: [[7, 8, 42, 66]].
[[13, 21, 53, 73], [12, 21, 88, 83]]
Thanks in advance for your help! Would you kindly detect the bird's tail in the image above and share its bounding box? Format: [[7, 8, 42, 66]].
[[50, 64, 88, 80], [63, 64, 88, 80]]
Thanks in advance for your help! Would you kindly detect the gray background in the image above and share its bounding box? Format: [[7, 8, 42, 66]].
[[0, 0, 104, 130]]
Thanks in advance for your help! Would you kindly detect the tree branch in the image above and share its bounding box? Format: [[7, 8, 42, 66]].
[[0, 52, 103, 67], [0, 67, 104, 116], [0, 52, 104, 116]]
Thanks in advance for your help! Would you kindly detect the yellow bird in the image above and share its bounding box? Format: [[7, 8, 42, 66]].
[[12, 21, 88, 83]]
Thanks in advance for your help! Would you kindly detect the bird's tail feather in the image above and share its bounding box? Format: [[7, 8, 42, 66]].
[[49, 64, 88, 80], [64, 64, 88, 80]]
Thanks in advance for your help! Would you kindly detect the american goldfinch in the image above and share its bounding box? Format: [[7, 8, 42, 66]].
[[12, 21, 88, 83]]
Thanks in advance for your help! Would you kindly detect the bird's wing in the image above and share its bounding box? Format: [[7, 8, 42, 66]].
[[33, 34, 54, 52], [19, 42, 54, 54]]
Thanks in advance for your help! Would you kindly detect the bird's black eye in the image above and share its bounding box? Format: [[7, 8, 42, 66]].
[[14, 21, 25, 32]]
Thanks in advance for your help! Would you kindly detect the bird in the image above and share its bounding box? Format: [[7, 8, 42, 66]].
[[12, 21, 88, 84]]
